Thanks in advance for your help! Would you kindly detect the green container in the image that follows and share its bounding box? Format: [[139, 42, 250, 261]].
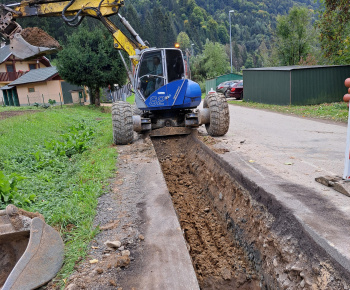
[[243, 65, 350, 105]]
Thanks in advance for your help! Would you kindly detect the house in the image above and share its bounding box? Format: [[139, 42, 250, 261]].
[[0, 44, 51, 88], [1, 66, 86, 106]]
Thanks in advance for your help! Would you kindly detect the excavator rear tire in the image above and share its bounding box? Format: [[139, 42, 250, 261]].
[[112, 101, 134, 145], [203, 93, 230, 137]]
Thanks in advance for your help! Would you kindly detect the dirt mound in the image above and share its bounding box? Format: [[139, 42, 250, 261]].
[[21, 27, 60, 48]]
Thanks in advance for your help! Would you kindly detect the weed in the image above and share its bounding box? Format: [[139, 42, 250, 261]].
[[0, 170, 34, 207]]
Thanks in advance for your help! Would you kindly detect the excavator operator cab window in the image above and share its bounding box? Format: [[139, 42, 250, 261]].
[[137, 51, 165, 99], [166, 49, 185, 83]]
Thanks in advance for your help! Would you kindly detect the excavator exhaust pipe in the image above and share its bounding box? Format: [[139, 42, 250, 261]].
[[0, 205, 64, 290]]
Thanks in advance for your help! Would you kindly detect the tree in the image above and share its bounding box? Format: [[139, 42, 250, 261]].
[[276, 6, 314, 65], [202, 40, 229, 79], [57, 26, 126, 106], [319, 0, 350, 64], [177, 31, 191, 50], [275, 6, 314, 65], [244, 54, 254, 68]]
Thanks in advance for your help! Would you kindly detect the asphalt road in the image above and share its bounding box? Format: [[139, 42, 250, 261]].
[[222, 104, 347, 186]]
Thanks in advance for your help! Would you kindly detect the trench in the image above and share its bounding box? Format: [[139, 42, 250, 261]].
[[152, 133, 350, 290]]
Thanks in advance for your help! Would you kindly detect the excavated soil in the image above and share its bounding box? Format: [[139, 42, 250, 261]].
[[153, 137, 261, 289], [21, 27, 61, 48]]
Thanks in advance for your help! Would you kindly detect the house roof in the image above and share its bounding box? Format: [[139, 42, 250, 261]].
[[9, 66, 58, 86], [244, 65, 350, 71], [0, 84, 13, 90], [0, 45, 11, 63]]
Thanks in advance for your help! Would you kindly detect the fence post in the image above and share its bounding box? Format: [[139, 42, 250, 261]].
[[27, 95, 30, 106], [42, 94, 44, 105], [59, 93, 62, 108]]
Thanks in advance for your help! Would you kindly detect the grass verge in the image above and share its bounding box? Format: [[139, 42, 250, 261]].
[[228, 101, 349, 123], [0, 105, 117, 287], [127, 94, 135, 104]]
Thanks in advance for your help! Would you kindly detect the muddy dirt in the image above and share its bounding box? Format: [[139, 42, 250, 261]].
[[21, 27, 60, 48], [0, 110, 39, 120], [153, 137, 260, 289]]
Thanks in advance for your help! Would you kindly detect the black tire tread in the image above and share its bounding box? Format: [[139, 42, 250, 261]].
[[203, 93, 230, 137], [112, 101, 133, 145]]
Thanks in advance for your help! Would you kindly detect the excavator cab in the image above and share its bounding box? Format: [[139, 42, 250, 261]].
[[134, 48, 201, 111]]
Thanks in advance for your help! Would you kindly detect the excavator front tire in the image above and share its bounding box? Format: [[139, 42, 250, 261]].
[[112, 101, 134, 145], [203, 93, 230, 137]]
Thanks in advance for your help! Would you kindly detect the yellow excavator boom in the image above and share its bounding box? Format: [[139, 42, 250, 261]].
[[0, 0, 148, 64]]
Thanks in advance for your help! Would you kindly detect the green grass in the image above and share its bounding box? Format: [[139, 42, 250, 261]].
[[0, 105, 117, 287], [228, 100, 349, 123], [127, 94, 135, 104]]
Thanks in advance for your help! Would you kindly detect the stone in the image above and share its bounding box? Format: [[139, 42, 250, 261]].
[[204, 207, 210, 213], [139, 234, 145, 241], [221, 267, 232, 280], [109, 280, 117, 286], [219, 193, 223, 200], [96, 268, 104, 274], [273, 258, 278, 267], [66, 284, 78, 290], [104, 240, 121, 248], [121, 250, 131, 256], [300, 279, 305, 288], [118, 246, 125, 251]]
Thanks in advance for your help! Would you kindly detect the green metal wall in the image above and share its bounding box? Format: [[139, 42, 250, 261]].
[[243, 70, 291, 105], [205, 79, 216, 94], [205, 73, 243, 94], [291, 66, 350, 105]]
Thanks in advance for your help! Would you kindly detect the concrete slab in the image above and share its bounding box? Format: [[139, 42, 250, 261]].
[[135, 144, 199, 290]]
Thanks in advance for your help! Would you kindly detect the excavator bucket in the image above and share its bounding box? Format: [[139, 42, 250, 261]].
[[0, 205, 64, 290], [9, 27, 61, 60]]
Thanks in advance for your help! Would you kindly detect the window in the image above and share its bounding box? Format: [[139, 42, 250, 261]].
[[166, 50, 184, 83], [6, 64, 14, 72], [29, 64, 37, 70], [138, 51, 164, 99], [28, 87, 35, 93]]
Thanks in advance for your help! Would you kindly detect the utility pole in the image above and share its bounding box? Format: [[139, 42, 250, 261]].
[[191, 43, 194, 57], [229, 10, 234, 74]]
